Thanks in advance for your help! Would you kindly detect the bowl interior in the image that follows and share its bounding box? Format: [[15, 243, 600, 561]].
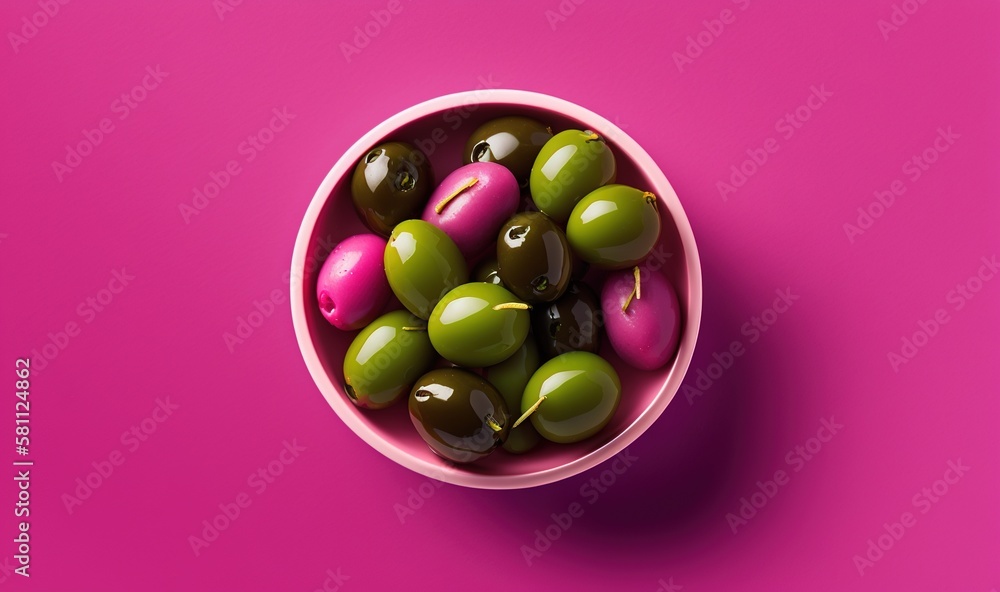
[[294, 92, 700, 488]]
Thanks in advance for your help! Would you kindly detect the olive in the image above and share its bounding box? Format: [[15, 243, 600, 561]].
[[351, 142, 433, 237], [465, 116, 553, 188], [408, 368, 510, 463], [421, 162, 519, 260], [428, 282, 530, 367], [384, 220, 468, 319], [529, 129, 616, 223], [472, 256, 503, 287], [342, 310, 436, 409], [602, 266, 681, 370], [484, 338, 542, 454], [316, 233, 390, 331], [532, 282, 602, 359], [566, 184, 661, 269], [521, 351, 621, 443], [497, 211, 572, 303]]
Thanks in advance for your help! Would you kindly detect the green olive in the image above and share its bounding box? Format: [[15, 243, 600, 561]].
[[497, 211, 572, 303], [408, 368, 509, 463], [521, 351, 621, 443], [465, 116, 553, 188], [428, 282, 530, 367], [484, 338, 541, 454], [566, 184, 661, 269], [529, 129, 616, 223], [472, 255, 504, 287], [342, 310, 435, 409], [351, 142, 433, 237], [384, 220, 469, 319]]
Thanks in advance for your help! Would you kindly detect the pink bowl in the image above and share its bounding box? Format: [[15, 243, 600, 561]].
[[291, 90, 703, 489]]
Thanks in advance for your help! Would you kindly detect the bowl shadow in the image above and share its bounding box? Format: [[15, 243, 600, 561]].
[[473, 232, 772, 548]]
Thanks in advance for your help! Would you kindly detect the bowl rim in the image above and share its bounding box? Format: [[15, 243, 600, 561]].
[[291, 89, 703, 489]]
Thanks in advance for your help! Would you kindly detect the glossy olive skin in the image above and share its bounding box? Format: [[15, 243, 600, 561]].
[[465, 116, 552, 188], [384, 220, 468, 319], [522, 351, 621, 443], [497, 212, 572, 303], [342, 310, 436, 409], [484, 339, 542, 454], [428, 283, 530, 367], [351, 142, 433, 237], [529, 129, 616, 223], [408, 368, 510, 463], [532, 282, 602, 359], [472, 256, 503, 286], [567, 184, 661, 269]]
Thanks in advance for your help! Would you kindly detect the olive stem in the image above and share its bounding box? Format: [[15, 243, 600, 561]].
[[642, 191, 657, 205], [401, 325, 427, 331], [512, 395, 546, 429], [434, 177, 479, 214], [485, 415, 503, 433], [621, 266, 642, 312], [583, 131, 602, 143], [492, 302, 531, 311]]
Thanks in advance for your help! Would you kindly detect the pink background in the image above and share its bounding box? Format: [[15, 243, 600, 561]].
[[2, 1, 997, 590]]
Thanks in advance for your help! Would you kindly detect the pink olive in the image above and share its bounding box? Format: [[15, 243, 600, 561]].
[[421, 162, 519, 260], [601, 266, 681, 370], [316, 234, 390, 331]]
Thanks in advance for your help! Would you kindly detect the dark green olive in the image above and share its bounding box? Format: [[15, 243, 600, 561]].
[[465, 116, 553, 188], [521, 352, 621, 443], [529, 129, 616, 223], [351, 142, 433, 237], [497, 212, 572, 303], [566, 184, 661, 269], [408, 368, 510, 463], [342, 311, 436, 409], [532, 282, 602, 359], [484, 339, 542, 454], [472, 256, 503, 287]]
